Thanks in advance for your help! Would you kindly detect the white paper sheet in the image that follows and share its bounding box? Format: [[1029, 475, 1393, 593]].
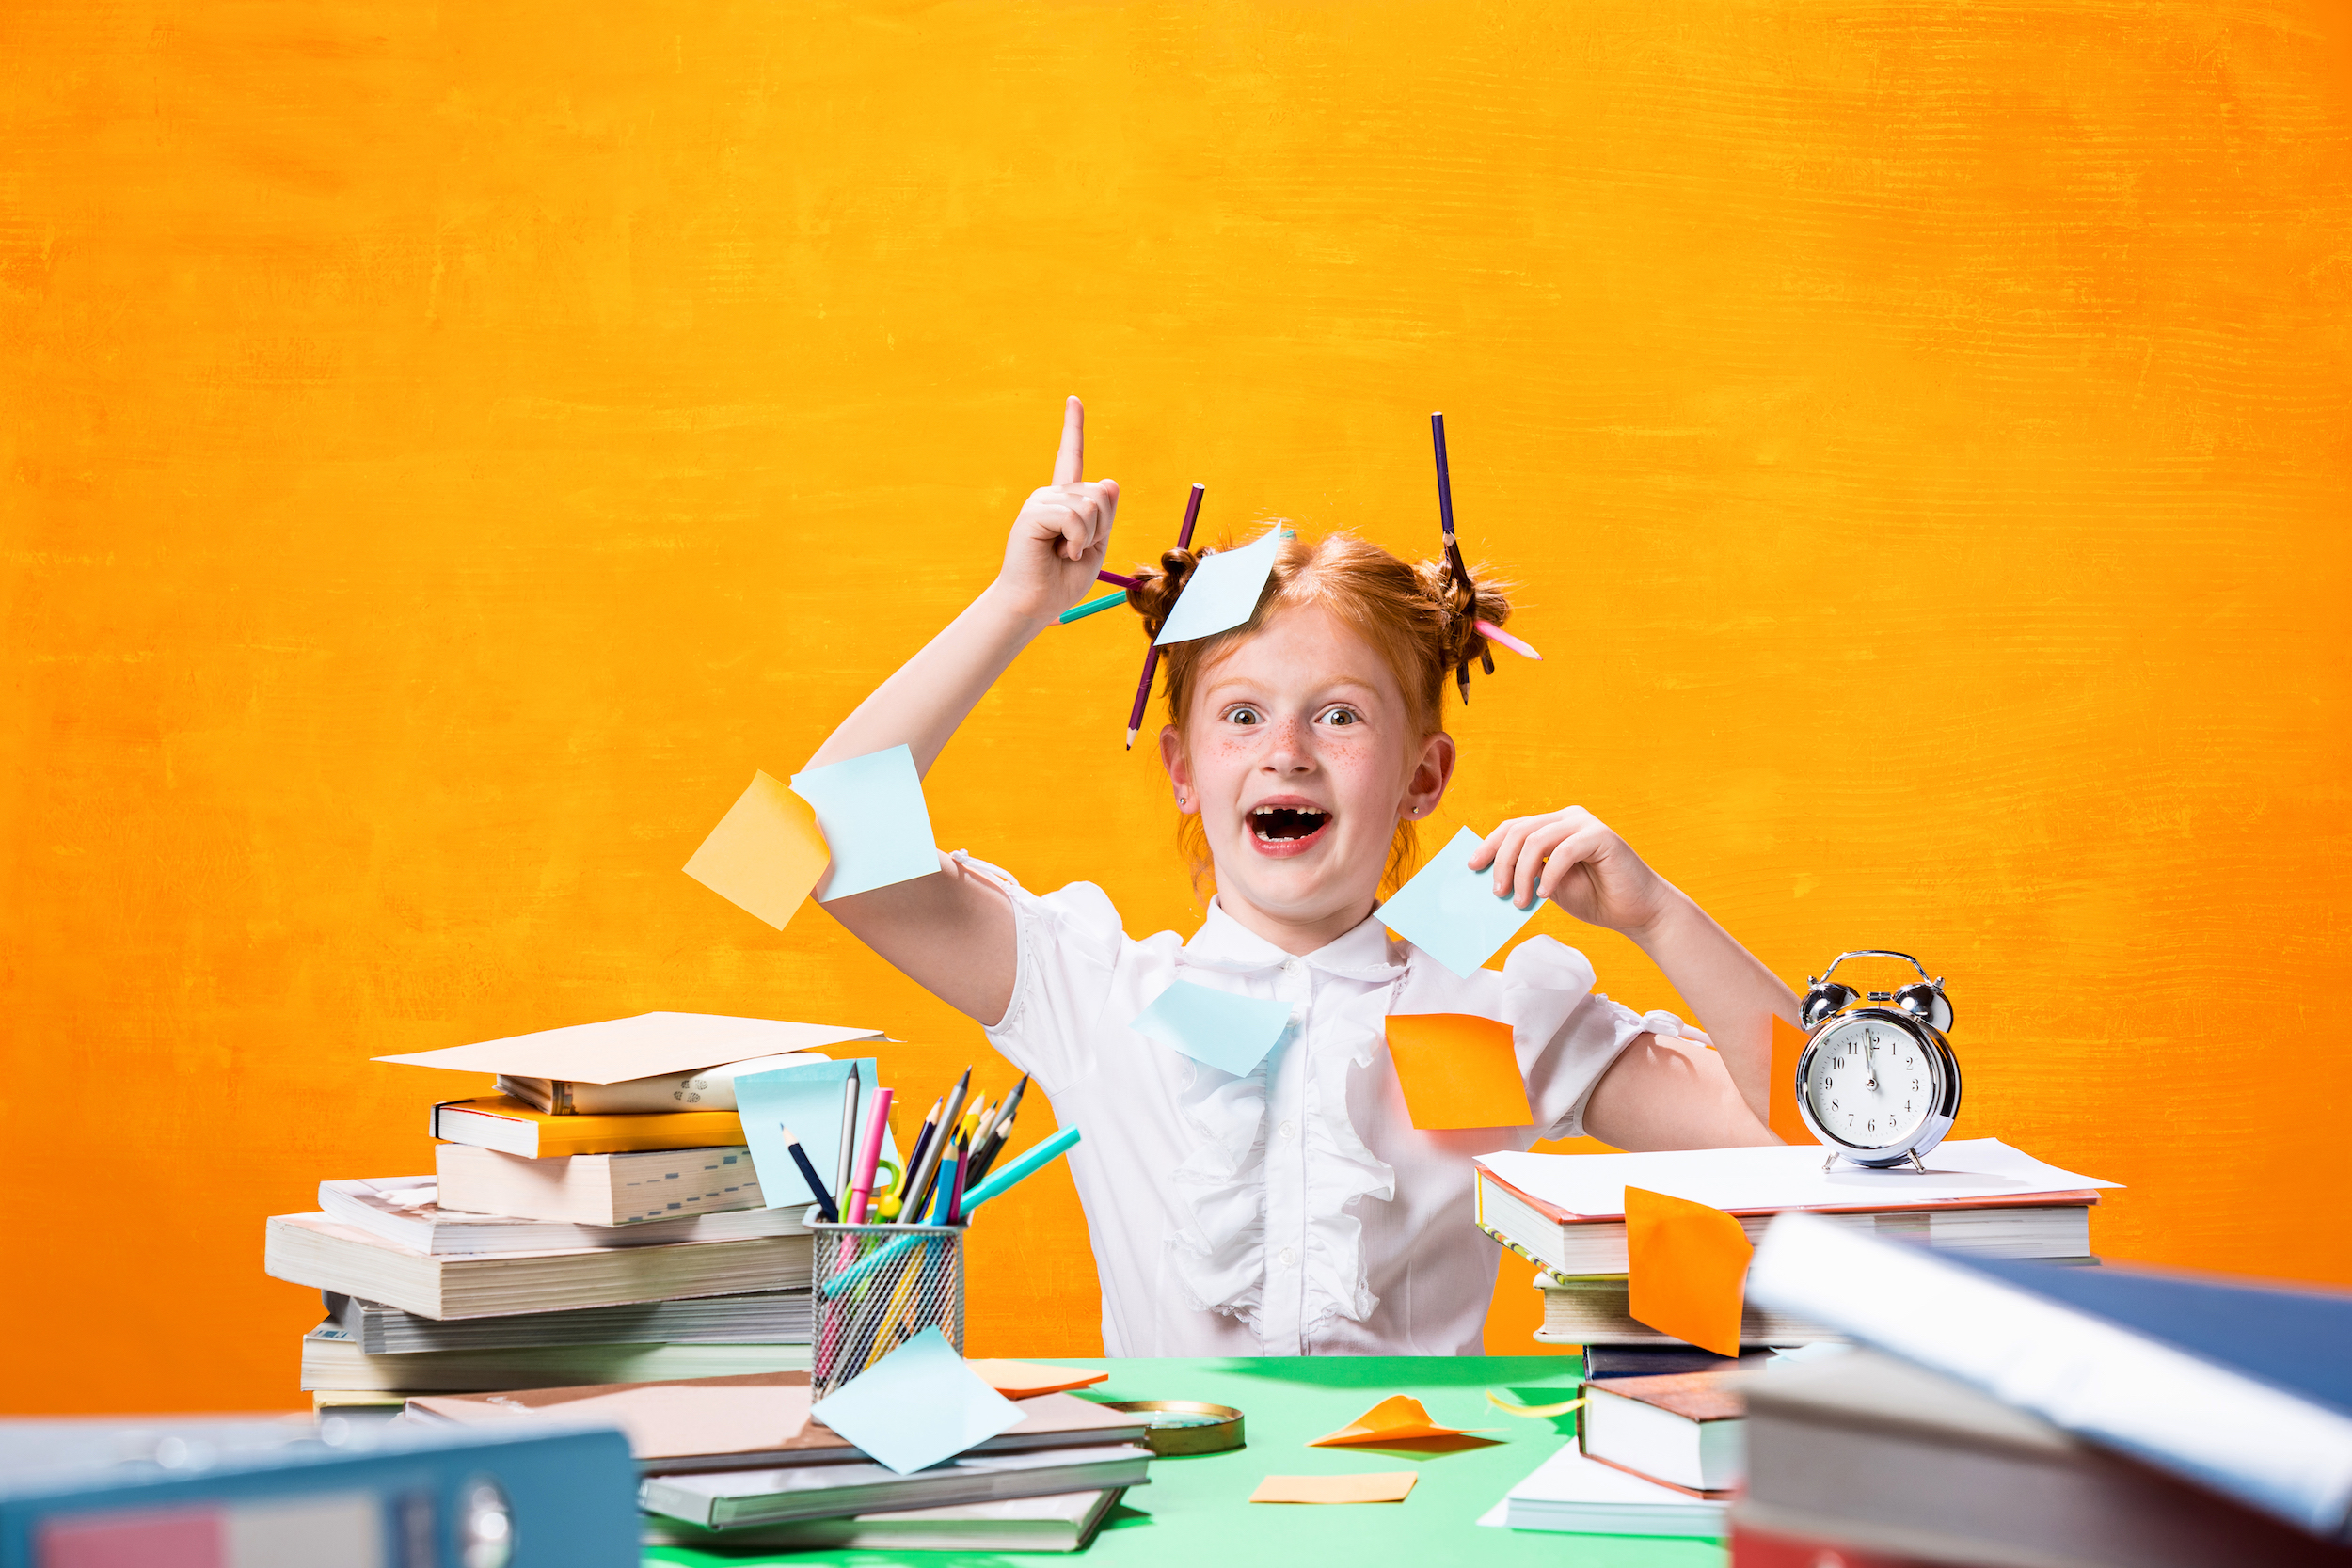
[[1474, 1137, 2117, 1218], [374, 1012, 883, 1084]]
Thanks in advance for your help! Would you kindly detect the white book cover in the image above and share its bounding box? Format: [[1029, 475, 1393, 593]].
[[318, 1176, 808, 1255], [1476, 1137, 2117, 1218], [375, 1012, 883, 1085], [1483, 1442, 1724, 1537]]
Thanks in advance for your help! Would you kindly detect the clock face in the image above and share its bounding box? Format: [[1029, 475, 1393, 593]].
[[1804, 1016, 1935, 1151]]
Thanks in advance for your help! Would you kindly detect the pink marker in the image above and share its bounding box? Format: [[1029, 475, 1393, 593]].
[[1475, 619, 1543, 661], [847, 1087, 896, 1223]]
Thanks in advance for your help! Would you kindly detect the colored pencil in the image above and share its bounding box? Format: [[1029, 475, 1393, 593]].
[[898, 1097, 942, 1207], [1096, 570, 1139, 590], [899, 1069, 969, 1224], [834, 1073, 862, 1214], [826, 1127, 1084, 1296], [847, 1086, 895, 1224], [1476, 619, 1542, 661], [777, 1124, 838, 1224], [969, 1073, 1027, 1184], [1125, 483, 1205, 748], [944, 1132, 972, 1225], [1057, 590, 1127, 626]]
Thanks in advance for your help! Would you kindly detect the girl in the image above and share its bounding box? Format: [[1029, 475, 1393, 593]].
[[806, 399, 1791, 1356]]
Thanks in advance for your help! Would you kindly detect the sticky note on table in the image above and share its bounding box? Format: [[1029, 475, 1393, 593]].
[[683, 770, 831, 930], [734, 1056, 892, 1210], [1309, 1395, 1486, 1447], [788, 744, 940, 901], [1153, 527, 1288, 646], [1130, 979, 1293, 1078], [1384, 1013, 1533, 1130], [966, 1359, 1110, 1398], [1626, 1185, 1755, 1357], [1769, 1014, 1815, 1145], [809, 1326, 1024, 1475], [1250, 1472, 1419, 1504], [1374, 826, 1542, 977]]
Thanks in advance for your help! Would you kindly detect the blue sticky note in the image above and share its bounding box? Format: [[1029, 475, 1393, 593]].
[[789, 744, 941, 901], [733, 1057, 896, 1212], [1375, 825, 1543, 978], [1152, 527, 1288, 646], [809, 1326, 1025, 1474], [1130, 979, 1294, 1078]]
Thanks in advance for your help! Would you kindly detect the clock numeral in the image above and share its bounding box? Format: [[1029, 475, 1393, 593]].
[[1911, 1078, 1921, 1090]]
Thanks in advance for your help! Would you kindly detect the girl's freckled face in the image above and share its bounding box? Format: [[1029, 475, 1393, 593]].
[[1163, 603, 1445, 937]]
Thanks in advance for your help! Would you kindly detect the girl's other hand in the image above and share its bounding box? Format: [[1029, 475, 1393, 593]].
[[1468, 807, 1677, 936], [993, 396, 1120, 625]]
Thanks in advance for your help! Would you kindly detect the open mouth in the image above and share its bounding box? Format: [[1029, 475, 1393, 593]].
[[1250, 806, 1331, 843]]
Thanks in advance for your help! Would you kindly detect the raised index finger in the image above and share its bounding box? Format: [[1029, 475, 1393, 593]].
[[1053, 395, 1085, 486]]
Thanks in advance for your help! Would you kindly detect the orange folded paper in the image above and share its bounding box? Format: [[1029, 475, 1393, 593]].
[[1625, 1185, 1754, 1357], [1769, 1014, 1815, 1145], [684, 770, 830, 931], [966, 1359, 1110, 1398], [1383, 1014, 1533, 1130], [1250, 1473, 1418, 1504], [1310, 1394, 1486, 1447]]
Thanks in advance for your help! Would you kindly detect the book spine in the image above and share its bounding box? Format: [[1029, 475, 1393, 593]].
[[1748, 1212, 2352, 1542]]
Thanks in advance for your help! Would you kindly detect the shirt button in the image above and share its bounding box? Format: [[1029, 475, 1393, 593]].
[[1279, 1246, 1296, 1267], [1279, 1120, 1296, 1139]]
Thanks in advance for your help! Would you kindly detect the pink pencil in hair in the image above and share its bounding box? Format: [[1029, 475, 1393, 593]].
[[1126, 483, 1206, 750], [1477, 620, 1542, 661]]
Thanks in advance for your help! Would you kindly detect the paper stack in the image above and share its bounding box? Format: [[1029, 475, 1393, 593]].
[[266, 1012, 884, 1409]]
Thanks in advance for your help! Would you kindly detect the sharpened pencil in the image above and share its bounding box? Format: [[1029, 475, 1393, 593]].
[[1125, 483, 1205, 748]]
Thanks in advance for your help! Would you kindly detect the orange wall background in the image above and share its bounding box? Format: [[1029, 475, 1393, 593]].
[[5, 1, 2346, 1412]]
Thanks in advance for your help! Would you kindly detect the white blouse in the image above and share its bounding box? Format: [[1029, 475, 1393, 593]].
[[961, 852, 1692, 1357]]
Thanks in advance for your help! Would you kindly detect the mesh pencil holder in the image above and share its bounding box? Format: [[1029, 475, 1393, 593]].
[[809, 1221, 967, 1398]]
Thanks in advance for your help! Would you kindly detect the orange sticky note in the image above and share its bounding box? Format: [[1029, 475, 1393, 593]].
[[1249, 1472, 1418, 1504], [1383, 1014, 1534, 1130], [1770, 1015, 1814, 1145], [965, 1359, 1110, 1398], [683, 770, 830, 930], [1625, 1185, 1754, 1357], [1309, 1394, 1486, 1447]]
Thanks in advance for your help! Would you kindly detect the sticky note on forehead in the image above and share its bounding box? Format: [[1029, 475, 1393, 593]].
[[1625, 1185, 1754, 1358], [1374, 826, 1543, 977], [1152, 526, 1287, 646], [1384, 1014, 1533, 1130], [788, 743, 941, 901], [684, 771, 831, 930], [1130, 979, 1293, 1078]]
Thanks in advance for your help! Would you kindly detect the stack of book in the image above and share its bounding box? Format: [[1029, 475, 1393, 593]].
[[265, 1012, 883, 1409], [1733, 1213, 2352, 1568], [405, 1367, 1152, 1554], [1472, 1138, 2116, 1357], [1483, 1366, 1746, 1539]]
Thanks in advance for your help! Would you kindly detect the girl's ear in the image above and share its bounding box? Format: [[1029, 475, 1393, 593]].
[[1158, 724, 1200, 814], [1401, 731, 1456, 820]]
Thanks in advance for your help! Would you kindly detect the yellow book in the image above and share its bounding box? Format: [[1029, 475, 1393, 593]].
[[430, 1095, 745, 1158]]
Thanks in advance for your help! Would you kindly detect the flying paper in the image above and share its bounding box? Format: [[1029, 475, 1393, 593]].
[[1249, 1473, 1419, 1504], [733, 1057, 893, 1210], [1309, 1395, 1489, 1447], [684, 770, 831, 930], [1129, 979, 1293, 1078], [808, 1326, 1025, 1475], [788, 744, 941, 901], [1152, 527, 1287, 646], [1626, 1185, 1754, 1357], [1374, 826, 1542, 977], [1383, 1013, 1533, 1130]]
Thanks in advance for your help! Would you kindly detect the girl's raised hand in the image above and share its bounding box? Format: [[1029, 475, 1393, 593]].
[[994, 396, 1120, 624], [1468, 806, 1677, 935]]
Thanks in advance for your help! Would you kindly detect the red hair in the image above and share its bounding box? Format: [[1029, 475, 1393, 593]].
[[1125, 529, 1514, 899]]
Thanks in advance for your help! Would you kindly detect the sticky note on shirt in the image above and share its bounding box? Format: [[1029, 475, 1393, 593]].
[[1310, 1395, 1487, 1447], [809, 1326, 1024, 1474], [1384, 1013, 1533, 1130], [1250, 1472, 1419, 1504], [789, 744, 941, 901], [1626, 1185, 1754, 1358], [683, 770, 831, 930], [1130, 979, 1293, 1078], [733, 1056, 892, 1210], [1374, 825, 1542, 977], [1153, 527, 1287, 646]]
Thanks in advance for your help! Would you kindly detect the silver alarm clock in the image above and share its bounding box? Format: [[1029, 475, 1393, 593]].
[[1793, 950, 1961, 1171]]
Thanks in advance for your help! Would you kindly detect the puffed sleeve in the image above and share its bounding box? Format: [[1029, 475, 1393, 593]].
[[955, 851, 1128, 1095], [1503, 935, 1702, 1139]]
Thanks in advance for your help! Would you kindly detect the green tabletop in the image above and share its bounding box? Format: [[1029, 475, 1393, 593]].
[[644, 1355, 1727, 1568]]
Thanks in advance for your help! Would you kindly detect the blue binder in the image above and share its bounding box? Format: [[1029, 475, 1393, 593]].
[[0, 1416, 637, 1568]]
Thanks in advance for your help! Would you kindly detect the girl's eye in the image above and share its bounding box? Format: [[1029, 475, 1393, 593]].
[[1226, 706, 1263, 726], [1319, 706, 1361, 726]]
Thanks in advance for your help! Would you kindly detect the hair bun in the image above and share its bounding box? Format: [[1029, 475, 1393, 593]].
[[1126, 546, 1201, 640]]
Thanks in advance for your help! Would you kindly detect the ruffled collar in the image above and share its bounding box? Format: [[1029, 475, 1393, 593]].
[[1183, 899, 1402, 980]]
